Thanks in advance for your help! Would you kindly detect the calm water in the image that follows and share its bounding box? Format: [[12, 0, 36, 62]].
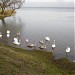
[[0, 7, 74, 61]]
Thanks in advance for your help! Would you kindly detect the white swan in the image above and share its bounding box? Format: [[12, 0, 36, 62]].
[[7, 30, 10, 38], [66, 46, 71, 53], [0, 32, 2, 38], [52, 40, 56, 50], [45, 36, 50, 42], [39, 40, 44, 44], [13, 38, 21, 45], [26, 38, 29, 43], [65, 46, 71, 57], [7, 30, 10, 34], [26, 39, 36, 49], [38, 45, 46, 50]]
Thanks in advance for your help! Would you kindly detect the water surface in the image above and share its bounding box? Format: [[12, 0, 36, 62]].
[[0, 7, 74, 61]]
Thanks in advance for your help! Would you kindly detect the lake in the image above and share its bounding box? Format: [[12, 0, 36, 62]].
[[0, 7, 74, 61]]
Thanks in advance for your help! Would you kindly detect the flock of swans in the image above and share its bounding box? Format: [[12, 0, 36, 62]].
[[0, 30, 71, 58]]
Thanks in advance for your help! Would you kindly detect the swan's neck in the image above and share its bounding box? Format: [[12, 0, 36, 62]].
[[54, 40, 55, 44]]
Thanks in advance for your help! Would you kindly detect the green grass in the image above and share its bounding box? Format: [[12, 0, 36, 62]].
[[0, 43, 75, 75]]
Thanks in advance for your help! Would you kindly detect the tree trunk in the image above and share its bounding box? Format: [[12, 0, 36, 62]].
[[12, 9, 15, 13], [1, 7, 5, 14]]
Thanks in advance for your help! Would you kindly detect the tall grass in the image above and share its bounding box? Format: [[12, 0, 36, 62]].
[[0, 44, 75, 75]]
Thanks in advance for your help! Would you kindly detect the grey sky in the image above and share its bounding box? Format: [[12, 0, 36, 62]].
[[23, 1, 74, 7], [25, 0, 73, 2]]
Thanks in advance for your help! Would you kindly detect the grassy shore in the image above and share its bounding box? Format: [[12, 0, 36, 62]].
[[0, 10, 16, 19], [0, 43, 75, 75]]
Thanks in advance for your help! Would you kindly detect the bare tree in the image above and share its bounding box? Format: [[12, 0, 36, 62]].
[[0, 0, 25, 14]]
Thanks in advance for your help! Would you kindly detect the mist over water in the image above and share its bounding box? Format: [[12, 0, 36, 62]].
[[0, 7, 74, 61]]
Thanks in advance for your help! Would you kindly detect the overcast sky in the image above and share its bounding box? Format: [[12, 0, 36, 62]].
[[26, 0, 73, 2], [23, 0, 74, 7]]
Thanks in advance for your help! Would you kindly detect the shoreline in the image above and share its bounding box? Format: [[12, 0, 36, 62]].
[[0, 43, 75, 75]]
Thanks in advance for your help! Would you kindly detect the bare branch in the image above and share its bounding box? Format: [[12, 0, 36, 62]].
[[0, 0, 25, 14]]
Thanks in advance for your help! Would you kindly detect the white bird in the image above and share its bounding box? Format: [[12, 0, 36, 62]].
[[52, 40, 56, 56], [7, 34, 10, 38], [7, 30, 10, 34], [38, 45, 46, 50], [13, 38, 21, 45], [39, 40, 44, 44], [26, 38, 29, 43], [25, 39, 36, 49], [0, 32, 2, 38], [7, 30, 10, 38], [14, 38, 18, 41], [65, 46, 71, 58], [13, 41, 21, 45], [44, 36, 50, 51], [27, 43, 36, 48], [45, 36, 50, 42], [52, 40, 56, 50], [66, 46, 71, 53]]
